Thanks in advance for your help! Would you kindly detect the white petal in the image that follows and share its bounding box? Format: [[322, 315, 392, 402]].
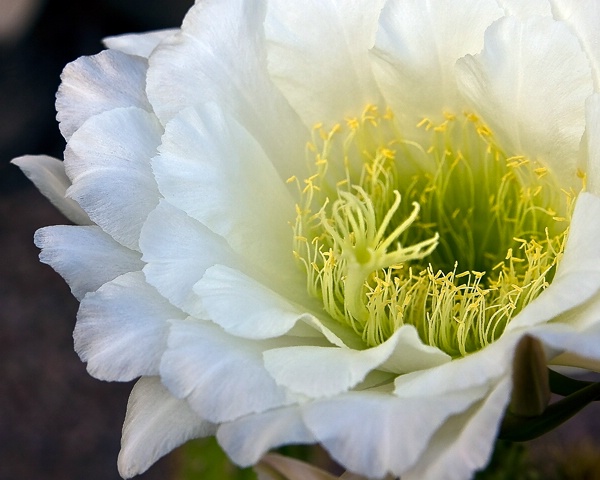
[[56, 50, 151, 141], [381, 324, 452, 373], [507, 192, 600, 331], [394, 337, 512, 397], [263, 326, 449, 399], [153, 105, 296, 273], [264, 0, 385, 126], [557, 193, 600, 277], [217, 406, 315, 467], [11, 155, 91, 225], [160, 319, 295, 423], [550, 0, 600, 90], [495, 0, 552, 17], [302, 388, 487, 479], [75, 271, 184, 381], [403, 378, 511, 480], [103, 29, 178, 58], [195, 265, 314, 340], [65, 107, 163, 251], [456, 16, 593, 184], [530, 322, 600, 367], [140, 200, 241, 319], [371, 0, 503, 124], [585, 94, 600, 195], [34, 225, 143, 300], [118, 377, 215, 479], [146, 0, 307, 180]]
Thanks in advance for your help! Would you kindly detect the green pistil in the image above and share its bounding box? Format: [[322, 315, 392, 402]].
[[290, 106, 575, 357]]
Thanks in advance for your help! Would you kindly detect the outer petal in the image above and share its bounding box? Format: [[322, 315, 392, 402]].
[[152, 105, 296, 274], [74, 271, 184, 381], [264, 0, 386, 126], [56, 50, 151, 141], [11, 155, 91, 225], [118, 377, 215, 479], [531, 322, 600, 369], [146, 0, 307, 179], [140, 200, 243, 319], [160, 319, 297, 423], [217, 406, 315, 467], [402, 378, 511, 480], [550, 0, 600, 90], [584, 94, 600, 195], [371, 0, 503, 125], [35, 225, 143, 301], [65, 107, 163, 251], [456, 16, 593, 184], [103, 29, 178, 58], [302, 388, 487, 479]]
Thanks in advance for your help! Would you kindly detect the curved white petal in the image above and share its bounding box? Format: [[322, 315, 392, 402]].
[[35, 225, 143, 301], [394, 337, 513, 397], [550, 0, 600, 90], [507, 192, 600, 331], [140, 200, 243, 319], [549, 315, 600, 370], [56, 50, 151, 141], [11, 155, 91, 225], [153, 105, 296, 274], [160, 319, 297, 423], [263, 325, 449, 399], [217, 406, 315, 467], [118, 377, 216, 479], [75, 271, 184, 381], [381, 325, 452, 373], [585, 95, 600, 195], [403, 378, 511, 480], [264, 0, 385, 127], [65, 107, 163, 251], [146, 0, 307, 180], [530, 322, 600, 367], [264, 342, 395, 399], [103, 29, 178, 58], [371, 0, 503, 125], [456, 16, 593, 184], [195, 265, 313, 340], [302, 388, 487, 479]]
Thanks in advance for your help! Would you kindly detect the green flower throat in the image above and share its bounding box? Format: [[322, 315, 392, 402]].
[[291, 105, 578, 357]]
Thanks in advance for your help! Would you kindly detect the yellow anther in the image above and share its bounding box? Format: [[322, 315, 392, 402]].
[[416, 117, 431, 129], [346, 117, 359, 130]]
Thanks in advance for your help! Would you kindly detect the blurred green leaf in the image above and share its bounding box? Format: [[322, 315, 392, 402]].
[[176, 437, 257, 480]]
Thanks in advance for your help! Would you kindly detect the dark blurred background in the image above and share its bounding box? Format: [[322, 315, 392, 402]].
[[2, 1, 600, 479]]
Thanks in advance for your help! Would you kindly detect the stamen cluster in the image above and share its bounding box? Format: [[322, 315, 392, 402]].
[[291, 106, 573, 356]]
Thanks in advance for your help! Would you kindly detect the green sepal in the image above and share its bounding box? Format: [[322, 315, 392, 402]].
[[499, 379, 600, 442], [508, 335, 550, 417]]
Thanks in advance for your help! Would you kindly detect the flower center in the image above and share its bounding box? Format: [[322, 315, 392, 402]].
[[290, 105, 578, 357]]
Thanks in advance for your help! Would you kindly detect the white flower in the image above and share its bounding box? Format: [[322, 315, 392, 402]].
[[12, 0, 600, 479]]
